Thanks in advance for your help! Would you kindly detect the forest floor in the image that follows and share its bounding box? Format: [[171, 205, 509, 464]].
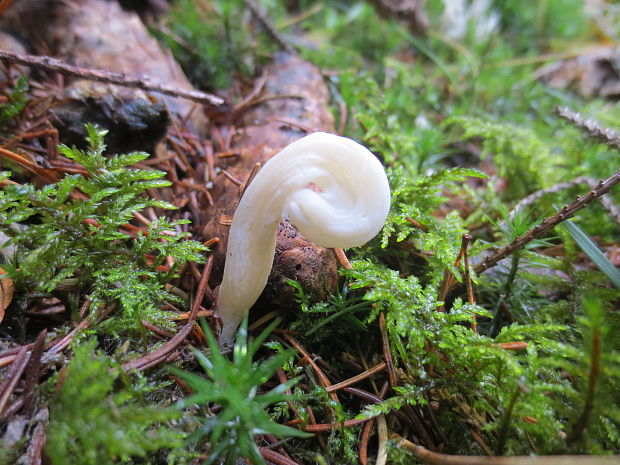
[[1, 1, 620, 464]]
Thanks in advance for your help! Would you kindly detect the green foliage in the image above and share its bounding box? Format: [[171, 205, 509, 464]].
[[46, 339, 182, 465], [446, 116, 559, 199], [154, 0, 279, 89], [288, 279, 369, 339], [171, 318, 311, 465], [564, 219, 620, 289], [297, 2, 408, 76], [347, 252, 620, 454], [493, 0, 590, 52], [0, 76, 28, 129], [0, 124, 207, 332], [380, 166, 485, 283]]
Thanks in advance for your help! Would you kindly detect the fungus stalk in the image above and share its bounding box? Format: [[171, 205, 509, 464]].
[[216, 132, 391, 342]]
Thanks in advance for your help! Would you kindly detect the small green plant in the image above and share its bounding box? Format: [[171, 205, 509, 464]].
[[154, 0, 279, 89], [0, 76, 28, 129], [45, 339, 182, 465], [0, 124, 207, 332], [171, 317, 311, 465], [445, 116, 559, 199]]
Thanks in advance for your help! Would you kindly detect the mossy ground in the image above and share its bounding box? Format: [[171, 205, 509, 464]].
[[2, 1, 620, 464]]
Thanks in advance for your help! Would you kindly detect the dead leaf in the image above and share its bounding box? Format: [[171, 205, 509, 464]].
[[0, 266, 14, 324], [536, 45, 620, 98]]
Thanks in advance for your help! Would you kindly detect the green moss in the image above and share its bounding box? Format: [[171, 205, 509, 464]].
[[46, 339, 183, 465], [0, 124, 207, 334]]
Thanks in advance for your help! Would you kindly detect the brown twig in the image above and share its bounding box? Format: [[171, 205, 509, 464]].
[[0, 49, 224, 107], [0, 346, 30, 418], [259, 447, 302, 465], [303, 418, 371, 432], [510, 176, 620, 225], [333, 247, 353, 269], [556, 107, 620, 151], [243, 0, 295, 54], [439, 234, 470, 310], [360, 418, 374, 465], [283, 333, 340, 403], [325, 362, 386, 393], [22, 330, 47, 416], [240, 162, 262, 197], [28, 413, 47, 465], [379, 312, 397, 387], [0, 147, 59, 182], [567, 324, 601, 444], [392, 433, 619, 464], [470, 428, 494, 456], [122, 255, 213, 371], [497, 342, 528, 351], [474, 170, 620, 277]]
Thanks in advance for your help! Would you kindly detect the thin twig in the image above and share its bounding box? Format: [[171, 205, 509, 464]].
[[303, 418, 371, 432], [22, 330, 47, 416], [376, 414, 389, 465], [567, 324, 601, 444], [123, 255, 213, 371], [283, 333, 340, 403], [260, 447, 301, 465], [0, 346, 30, 417], [474, 168, 620, 277], [325, 362, 386, 393], [0, 49, 224, 107], [334, 248, 353, 269], [379, 312, 397, 387], [556, 107, 620, 151], [360, 419, 374, 465], [510, 176, 620, 225], [244, 0, 295, 53], [391, 433, 620, 464]]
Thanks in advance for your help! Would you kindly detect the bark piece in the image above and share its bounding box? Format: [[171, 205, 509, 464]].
[[2, 0, 207, 148], [537, 46, 620, 99], [204, 52, 338, 307], [0, 31, 28, 82]]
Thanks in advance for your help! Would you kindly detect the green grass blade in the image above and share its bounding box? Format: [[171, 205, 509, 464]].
[[564, 220, 620, 289]]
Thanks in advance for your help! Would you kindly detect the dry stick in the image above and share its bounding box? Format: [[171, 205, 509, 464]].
[[0, 49, 224, 107], [470, 428, 494, 457], [556, 106, 620, 150], [28, 416, 47, 465], [21, 330, 47, 416], [0, 346, 30, 417], [0, 147, 59, 182], [473, 169, 620, 278], [259, 447, 301, 465], [334, 247, 353, 269], [376, 414, 389, 465], [462, 235, 477, 332], [460, 108, 620, 281], [325, 362, 386, 393], [243, 0, 296, 54], [303, 418, 371, 432], [360, 419, 374, 465], [510, 176, 620, 225], [123, 255, 213, 372], [240, 162, 262, 197], [358, 382, 390, 465], [438, 234, 470, 311], [392, 433, 619, 465], [567, 324, 601, 444], [379, 312, 397, 387], [283, 333, 340, 403]]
